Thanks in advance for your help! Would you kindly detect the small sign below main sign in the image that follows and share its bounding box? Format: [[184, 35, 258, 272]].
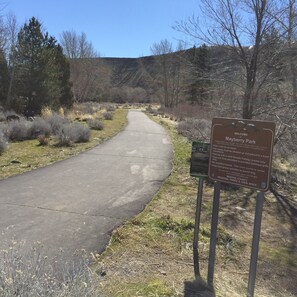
[[208, 118, 275, 191], [190, 141, 210, 178]]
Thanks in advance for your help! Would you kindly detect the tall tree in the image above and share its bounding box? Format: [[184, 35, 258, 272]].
[[60, 30, 97, 58], [186, 44, 211, 104], [0, 49, 9, 106], [0, 15, 6, 51], [14, 17, 46, 111], [287, 0, 297, 102], [5, 12, 19, 108], [150, 39, 184, 108], [276, 0, 297, 102], [42, 35, 73, 108], [61, 30, 105, 102], [13, 17, 72, 112], [176, 0, 285, 119]]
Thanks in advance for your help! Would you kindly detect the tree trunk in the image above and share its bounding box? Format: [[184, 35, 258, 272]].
[[288, 0, 297, 102], [242, 66, 255, 119], [242, 94, 253, 119], [291, 61, 297, 102]]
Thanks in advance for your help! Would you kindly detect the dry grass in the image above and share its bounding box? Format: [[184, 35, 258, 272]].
[[0, 241, 101, 296], [96, 116, 297, 297]]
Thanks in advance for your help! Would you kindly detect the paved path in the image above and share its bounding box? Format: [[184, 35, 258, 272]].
[[0, 110, 172, 265]]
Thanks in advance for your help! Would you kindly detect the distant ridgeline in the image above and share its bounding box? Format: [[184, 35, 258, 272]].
[[67, 46, 246, 104]]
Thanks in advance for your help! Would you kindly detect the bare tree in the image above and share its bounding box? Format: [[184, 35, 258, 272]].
[[274, 0, 297, 102], [287, 0, 297, 102], [5, 12, 18, 107], [0, 18, 5, 51], [150, 39, 185, 108], [60, 30, 98, 58], [175, 0, 286, 119], [60, 30, 105, 102]]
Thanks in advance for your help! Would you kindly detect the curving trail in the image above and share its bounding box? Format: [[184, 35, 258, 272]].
[[0, 110, 173, 265]]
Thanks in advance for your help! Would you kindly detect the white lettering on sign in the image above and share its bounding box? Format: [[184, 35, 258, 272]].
[[225, 136, 257, 145], [209, 118, 275, 191]]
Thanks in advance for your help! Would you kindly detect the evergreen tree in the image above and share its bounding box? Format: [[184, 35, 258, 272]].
[[187, 44, 211, 104], [13, 17, 72, 112], [0, 49, 9, 107], [42, 35, 73, 108], [14, 17, 46, 112]]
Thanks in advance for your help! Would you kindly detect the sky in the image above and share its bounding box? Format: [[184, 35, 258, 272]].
[[2, 0, 201, 58]]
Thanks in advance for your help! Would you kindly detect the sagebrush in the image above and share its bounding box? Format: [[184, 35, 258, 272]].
[[177, 118, 211, 141], [87, 119, 104, 131], [0, 242, 101, 297], [0, 131, 8, 154], [55, 123, 90, 146]]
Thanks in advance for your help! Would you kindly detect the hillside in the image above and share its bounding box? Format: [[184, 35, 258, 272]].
[[99, 56, 154, 88], [70, 47, 242, 102], [69, 54, 161, 102]]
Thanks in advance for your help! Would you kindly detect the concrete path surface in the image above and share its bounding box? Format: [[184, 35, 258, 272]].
[[0, 110, 173, 265]]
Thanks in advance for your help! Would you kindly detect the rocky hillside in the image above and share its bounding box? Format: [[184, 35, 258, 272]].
[[99, 55, 157, 88]]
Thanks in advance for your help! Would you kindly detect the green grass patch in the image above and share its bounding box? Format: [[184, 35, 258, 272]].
[[260, 245, 297, 268], [107, 278, 173, 297]]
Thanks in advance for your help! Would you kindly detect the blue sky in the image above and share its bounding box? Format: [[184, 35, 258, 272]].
[[3, 0, 201, 58]]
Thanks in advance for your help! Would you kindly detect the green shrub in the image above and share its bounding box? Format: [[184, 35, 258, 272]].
[[177, 119, 211, 141], [0, 131, 8, 154], [0, 123, 9, 139], [103, 112, 113, 120], [7, 120, 31, 141], [29, 117, 51, 138], [0, 111, 6, 122], [55, 128, 72, 146], [87, 119, 104, 130], [55, 123, 90, 146], [105, 104, 115, 112], [46, 114, 69, 135]]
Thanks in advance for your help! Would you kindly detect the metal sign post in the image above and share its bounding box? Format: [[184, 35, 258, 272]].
[[247, 191, 265, 297], [207, 181, 221, 289], [190, 141, 210, 280], [193, 177, 204, 279], [189, 118, 275, 295]]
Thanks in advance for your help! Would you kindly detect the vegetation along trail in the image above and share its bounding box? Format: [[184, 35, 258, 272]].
[[0, 110, 173, 269]]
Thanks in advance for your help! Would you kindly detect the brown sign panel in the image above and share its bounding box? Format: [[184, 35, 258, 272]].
[[208, 118, 275, 191]]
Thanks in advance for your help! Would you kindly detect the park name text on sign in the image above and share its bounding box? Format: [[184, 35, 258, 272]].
[[208, 118, 275, 191]]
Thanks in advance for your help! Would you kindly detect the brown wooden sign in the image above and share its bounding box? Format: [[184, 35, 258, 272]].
[[208, 118, 275, 191]]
